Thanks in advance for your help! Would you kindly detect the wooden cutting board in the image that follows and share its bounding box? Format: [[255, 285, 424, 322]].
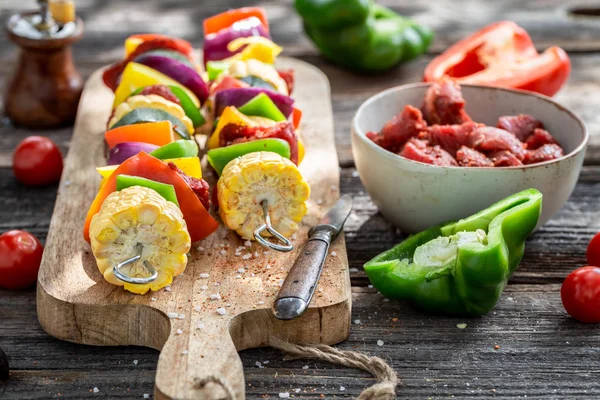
[[36, 57, 351, 400]]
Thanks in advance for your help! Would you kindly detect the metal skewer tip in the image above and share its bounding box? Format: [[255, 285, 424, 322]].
[[253, 200, 294, 252], [113, 243, 158, 284]]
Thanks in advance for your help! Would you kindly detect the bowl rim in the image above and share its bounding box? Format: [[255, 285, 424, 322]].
[[352, 82, 589, 170]]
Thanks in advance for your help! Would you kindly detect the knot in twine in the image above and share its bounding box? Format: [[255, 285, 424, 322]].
[[194, 337, 399, 400]]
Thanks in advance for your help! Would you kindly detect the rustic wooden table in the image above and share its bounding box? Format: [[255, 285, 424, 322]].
[[1, 1, 600, 398]]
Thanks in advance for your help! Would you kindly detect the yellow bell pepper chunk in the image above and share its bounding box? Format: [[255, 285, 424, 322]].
[[97, 157, 202, 187], [297, 136, 305, 165], [225, 37, 283, 64], [113, 63, 200, 109], [124, 37, 144, 57], [207, 106, 258, 150]]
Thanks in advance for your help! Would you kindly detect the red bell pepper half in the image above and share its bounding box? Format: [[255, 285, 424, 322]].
[[83, 152, 218, 243], [204, 7, 269, 37], [424, 21, 570, 97]]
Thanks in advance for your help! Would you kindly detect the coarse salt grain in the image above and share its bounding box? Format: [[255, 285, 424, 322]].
[[354, 319, 361, 325], [220, 249, 227, 255], [331, 251, 337, 257], [255, 361, 262, 367], [295, 388, 301, 393], [318, 288, 323, 293], [251, 273, 255, 277], [177, 314, 185, 320], [377, 340, 384, 346], [352, 171, 360, 178], [133, 359, 138, 365], [258, 301, 265, 305], [263, 360, 269, 364], [194, 305, 201, 312], [242, 254, 252, 260], [176, 329, 183, 335], [236, 275, 242, 279], [238, 268, 245, 273], [93, 387, 99, 393], [302, 365, 309, 370], [254, 251, 259, 257], [340, 386, 346, 391], [197, 323, 205, 330], [266, 265, 271, 269], [167, 312, 178, 319], [182, 350, 189, 355], [197, 246, 205, 252], [263, 251, 268, 255], [244, 240, 252, 247], [210, 293, 222, 300], [279, 393, 290, 398], [164, 286, 172, 292], [200, 285, 208, 291], [214, 282, 220, 286], [216, 307, 227, 316], [200, 273, 209, 279], [151, 297, 157, 302], [278, 279, 284, 286], [143, 394, 150, 399], [349, 267, 359, 273]]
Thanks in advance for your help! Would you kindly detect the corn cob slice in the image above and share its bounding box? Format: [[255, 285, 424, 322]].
[[89, 186, 191, 294], [218, 151, 310, 240], [108, 94, 195, 133]]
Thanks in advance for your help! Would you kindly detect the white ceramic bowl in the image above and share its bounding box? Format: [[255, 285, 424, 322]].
[[351, 83, 588, 233]]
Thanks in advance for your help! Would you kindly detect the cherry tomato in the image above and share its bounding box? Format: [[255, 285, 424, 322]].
[[13, 136, 63, 186], [0, 230, 44, 290], [586, 232, 600, 267], [561, 266, 600, 323]]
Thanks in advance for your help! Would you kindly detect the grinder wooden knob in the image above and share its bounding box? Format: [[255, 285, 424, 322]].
[[4, 12, 84, 128]]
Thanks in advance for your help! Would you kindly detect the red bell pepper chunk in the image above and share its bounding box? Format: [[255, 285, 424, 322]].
[[83, 152, 218, 243], [203, 7, 269, 36], [424, 21, 571, 97]]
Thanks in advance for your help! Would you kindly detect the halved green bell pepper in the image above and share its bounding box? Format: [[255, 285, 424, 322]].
[[207, 139, 291, 175], [364, 189, 543, 316], [238, 93, 286, 122], [116, 175, 179, 206], [150, 139, 198, 160]]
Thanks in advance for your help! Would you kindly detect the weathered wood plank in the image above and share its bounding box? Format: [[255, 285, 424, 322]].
[[1, 165, 598, 287], [2, 53, 600, 168], [2, 287, 600, 399], [2, 0, 600, 59]]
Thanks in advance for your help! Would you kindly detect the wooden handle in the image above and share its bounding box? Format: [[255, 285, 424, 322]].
[[155, 317, 243, 400], [277, 239, 329, 303]]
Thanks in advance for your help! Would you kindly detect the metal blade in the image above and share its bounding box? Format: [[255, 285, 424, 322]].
[[317, 194, 353, 236]]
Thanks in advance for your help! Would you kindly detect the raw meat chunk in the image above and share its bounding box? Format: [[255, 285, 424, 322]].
[[419, 122, 481, 156], [525, 128, 558, 150], [469, 126, 526, 160], [422, 77, 472, 125], [523, 143, 564, 164], [489, 151, 523, 167], [400, 138, 458, 166], [456, 146, 494, 167], [366, 105, 427, 153], [497, 114, 544, 142]]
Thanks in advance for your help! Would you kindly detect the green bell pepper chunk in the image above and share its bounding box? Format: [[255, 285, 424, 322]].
[[206, 61, 230, 81], [207, 139, 291, 175], [364, 189, 543, 316], [150, 140, 198, 160], [169, 86, 206, 128], [238, 93, 287, 122], [297, 1, 433, 72], [116, 175, 179, 207]]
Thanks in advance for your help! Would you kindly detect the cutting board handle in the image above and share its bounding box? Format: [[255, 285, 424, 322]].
[[155, 317, 244, 400]]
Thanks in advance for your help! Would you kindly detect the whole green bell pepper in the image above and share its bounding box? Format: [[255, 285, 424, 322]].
[[296, 0, 433, 72], [364, 189, 542, 316]]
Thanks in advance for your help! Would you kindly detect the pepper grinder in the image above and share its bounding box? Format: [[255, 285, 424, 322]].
[[4, 0, 84, 128]]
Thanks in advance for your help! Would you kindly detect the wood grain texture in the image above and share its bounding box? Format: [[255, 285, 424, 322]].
[[35, 58, 351, 399], [2, 0, 600, 398]]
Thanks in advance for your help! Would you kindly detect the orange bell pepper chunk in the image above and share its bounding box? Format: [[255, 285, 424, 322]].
[[292, 107, 302, 130], [83, 152, 218, 243], [105, 121, 174, 149], [204, 7, 269, 36]]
